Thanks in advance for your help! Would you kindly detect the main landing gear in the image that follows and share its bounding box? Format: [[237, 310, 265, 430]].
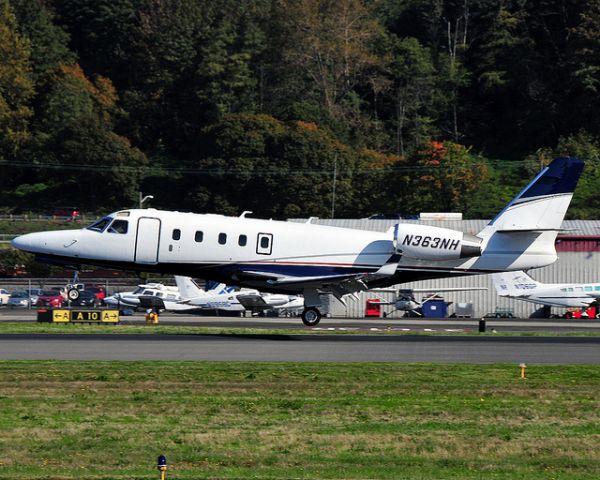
[[301, 307, 322, 326], [301, 289, 323, 326]]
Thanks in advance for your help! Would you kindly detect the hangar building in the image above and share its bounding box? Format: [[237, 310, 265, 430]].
[[289, 218, 600, 318]]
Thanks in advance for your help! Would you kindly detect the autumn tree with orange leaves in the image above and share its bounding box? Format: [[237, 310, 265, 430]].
[[411, 141, 489, 212]]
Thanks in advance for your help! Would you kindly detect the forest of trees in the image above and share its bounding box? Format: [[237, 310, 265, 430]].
[[2, 0, 600, 219]]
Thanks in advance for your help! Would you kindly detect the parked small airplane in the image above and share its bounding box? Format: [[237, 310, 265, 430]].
[[372, 286, 487, 317], [103, 281, 198, 312], [175, 276, 302, 315], [11, 157, 584, 326], [492, 270, 600, 312]]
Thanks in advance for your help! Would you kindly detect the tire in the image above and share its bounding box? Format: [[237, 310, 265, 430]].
[[67, 288, 80, 301], [301, 307, 321, 327]]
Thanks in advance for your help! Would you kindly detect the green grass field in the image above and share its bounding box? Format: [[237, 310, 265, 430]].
[[0, 321, 599, 337], [1, 362, 599, 479]]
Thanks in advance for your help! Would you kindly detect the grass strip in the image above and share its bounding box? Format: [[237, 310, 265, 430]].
[[0, 321, 600, 337], [0, 361, 599, 479]]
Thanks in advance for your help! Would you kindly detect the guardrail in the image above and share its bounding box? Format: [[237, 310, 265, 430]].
[[0, 234, 17, 243], [0, 214, 102, 221]]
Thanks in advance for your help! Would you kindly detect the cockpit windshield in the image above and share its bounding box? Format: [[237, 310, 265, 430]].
[[87, 217, 112, 232]]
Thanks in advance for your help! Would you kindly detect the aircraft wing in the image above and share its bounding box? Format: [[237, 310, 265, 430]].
[[237, 293, 270, 309], [233, 260, 399, 303], [236, 261, 398, 289], [372, 287, 487, 293]]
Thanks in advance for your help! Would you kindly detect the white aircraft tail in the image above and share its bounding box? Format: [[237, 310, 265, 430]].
[[477, 157, 584, 269], [491, 271, 540, 297], [174, 276, 207, 300]]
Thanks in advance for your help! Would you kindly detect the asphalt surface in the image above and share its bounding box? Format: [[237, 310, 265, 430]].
[[1, 333, 599, 363], [2, 309, 600, 363], [3, 308, 600, 333]]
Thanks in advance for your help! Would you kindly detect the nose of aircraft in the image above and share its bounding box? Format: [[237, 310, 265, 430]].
[[11, 230, 80, 254]]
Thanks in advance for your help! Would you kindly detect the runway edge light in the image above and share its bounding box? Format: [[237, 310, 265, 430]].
[[519, 363, 527, 379], [157, 454, 167, 480]]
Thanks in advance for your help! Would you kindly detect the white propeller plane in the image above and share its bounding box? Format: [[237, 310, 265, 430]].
[[11, 157, 584, 326], [103, 279, 229, 312], [492, 270, 600, 311], [175, 276, 302, 315]]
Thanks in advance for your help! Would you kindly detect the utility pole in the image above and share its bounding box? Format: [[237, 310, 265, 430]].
[[331, 155, 337, 219]]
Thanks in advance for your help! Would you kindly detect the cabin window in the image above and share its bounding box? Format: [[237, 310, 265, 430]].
[[239, 234, 247, 246], [256, 233, 273, 255], [172, 229, 181, 240], [219, 233, 227, 245], [86, 217, 111, 232], [575, 287, 583, 292], [585, 286, 593, 292], [560, 288, 567, 292], [567, 288, 574, 292], [108, 219, 128, 234], [195, 231, 203, 242], [595, 286, 600, 291]]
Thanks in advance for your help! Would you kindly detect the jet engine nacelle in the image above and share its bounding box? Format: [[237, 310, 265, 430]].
[[394, 224, 482, 261]]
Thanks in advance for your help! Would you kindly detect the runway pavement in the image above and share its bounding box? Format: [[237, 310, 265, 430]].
[[3, 308, 600, 333], [1, 333, 599, 363], [2, 309, 599, 363]]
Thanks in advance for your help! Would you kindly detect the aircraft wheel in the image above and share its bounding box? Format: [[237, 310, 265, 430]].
[[301, 307, 321, 326], [67, 288, 80, 301]]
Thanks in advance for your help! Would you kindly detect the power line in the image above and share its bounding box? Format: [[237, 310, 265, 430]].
[[0, 158, 523, 177]]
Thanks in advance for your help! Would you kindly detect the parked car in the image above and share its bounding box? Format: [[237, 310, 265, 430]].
[[27, 288, 44, 304], [9, 291, 31, 308], [0, 288, 9, 305], [71, 290, 100, 307], [49, 286, 68, 300], [50, 206, 79, 217], [36, 290, 64, 308], [8, 289, 43, 307]]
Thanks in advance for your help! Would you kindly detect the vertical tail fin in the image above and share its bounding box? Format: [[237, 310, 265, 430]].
[[174, 276, 206, 300], [206, 280, 235, 294], [476, 157, 584, 270], [491, 271, 540, 297], [481, 157, 584, 235]]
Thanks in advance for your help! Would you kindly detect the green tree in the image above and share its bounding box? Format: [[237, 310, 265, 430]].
[[271, 0, 383, 125], [52, 0, 141, 86], [385, 36, 436, 156], [183, 113, 398, 218], [0, 0, 33, 159], [409, 140, 489, 212], [10, 0, 75, 84]]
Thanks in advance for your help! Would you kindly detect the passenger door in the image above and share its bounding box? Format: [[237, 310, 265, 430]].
[[135, 218, 161, 264]]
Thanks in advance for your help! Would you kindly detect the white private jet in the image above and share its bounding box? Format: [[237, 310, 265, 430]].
[[492, 270, 600, 310], [11, 157, 584, 326], [175, 276, 302, 315]]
